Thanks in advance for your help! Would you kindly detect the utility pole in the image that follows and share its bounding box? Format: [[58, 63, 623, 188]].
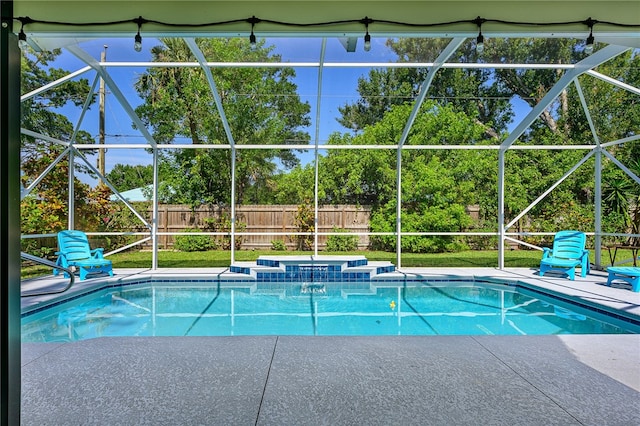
[[98, 45, 107, 176]]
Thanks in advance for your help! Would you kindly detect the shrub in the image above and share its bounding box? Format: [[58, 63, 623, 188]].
[[294, 202, 314, 250], [271, 240, 287, 251], [203, 213, 245, 250], [369, 202, 471, 253], [325, 227, 359, 252], [173, 228, 215, 252]]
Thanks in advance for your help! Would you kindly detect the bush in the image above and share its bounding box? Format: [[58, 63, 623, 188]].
[[173, 228, 215, 252], [271, 240, 287, 251], [325, 227, 359, 252], [369, 203, 471, 253], [294, 202, 314, 250], [203, 213, 245, 250]]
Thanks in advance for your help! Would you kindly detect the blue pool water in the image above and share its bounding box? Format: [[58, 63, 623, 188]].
[[21, 281, 638, 341]]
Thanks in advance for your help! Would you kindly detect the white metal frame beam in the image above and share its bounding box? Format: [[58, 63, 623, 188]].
[[575, 78, 604, 264], [20, 65, 92, 101], [66, 143, 604, 150], [313, 38, 327, 257], [66, 44, 158, 149], [603, 151, 640, 185], [184, 38, 237, 151], [500, 45, 630, 150], [504, 150, 596, 231], [601, 134, 640, 149], [586, 69, 640, 96], [20, 147, 70, 200], [96, 61, 579, 70]]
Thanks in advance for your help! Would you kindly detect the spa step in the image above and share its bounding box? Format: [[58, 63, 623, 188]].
[[230, 256, 396, 283]]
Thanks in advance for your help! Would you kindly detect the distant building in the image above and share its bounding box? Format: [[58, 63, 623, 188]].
[[109, 186, 152, 202]]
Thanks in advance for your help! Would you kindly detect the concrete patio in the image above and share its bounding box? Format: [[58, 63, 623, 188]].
[[21, 267, 640, 425]]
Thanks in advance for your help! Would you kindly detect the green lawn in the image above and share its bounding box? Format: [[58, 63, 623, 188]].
[[22, 248, 639, 279], [104, 249, 546, 269]]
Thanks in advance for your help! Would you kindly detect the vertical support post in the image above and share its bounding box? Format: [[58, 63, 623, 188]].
[[1, 1, 23, 422], [594, 148, 602, 268], [396, 148, 402, 268], [230, 147, 236, 263], [151, 147, 158, 269], [98, 45, 107, 175], [575, 77, 603, 269], [498, 149, 506, 269], [313, 38, 326, 257], [68, 148, 74, 229], [163, 204, 169, 249], [313, 152, 319, 257]]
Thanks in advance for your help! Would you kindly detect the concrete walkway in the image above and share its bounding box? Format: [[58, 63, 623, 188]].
[[20, 267, 640, 425], [22, 335, 640, 425]]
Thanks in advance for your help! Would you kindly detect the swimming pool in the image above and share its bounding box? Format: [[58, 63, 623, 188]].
[[21, 280, 638, 341]]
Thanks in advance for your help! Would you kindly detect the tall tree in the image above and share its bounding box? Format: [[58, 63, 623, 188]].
[[20, 48, 99, 255], [486, 38, 579, 136], [106, 164, 154, 191], [134, 38, 311, 206], [320, 102, 496, 252], [338, 38, 512, 138], [339, 38, 639, 239]]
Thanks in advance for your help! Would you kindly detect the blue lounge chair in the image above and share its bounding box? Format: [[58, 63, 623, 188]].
[[54, 230, 113, 281], [539, 230, 590, 280], [606, 267, 640, 292]]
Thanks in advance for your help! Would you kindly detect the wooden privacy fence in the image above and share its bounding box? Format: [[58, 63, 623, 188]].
[[153, 204, 372, 250]]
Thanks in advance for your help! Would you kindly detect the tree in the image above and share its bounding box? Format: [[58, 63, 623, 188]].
[[576, 50, 640, 232], [486, 38, 580, 136], [319, 132, 397, 208], [106, 164, 154, 191], [338, 38, 512, 138], [324, 102, 495, 252], [20, 48, 99, 256], [270, 164, 318, 205], [134, 38, 311, 207], [339, 38, 640, 241]]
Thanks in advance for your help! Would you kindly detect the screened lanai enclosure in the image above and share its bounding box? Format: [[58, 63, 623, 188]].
[[15, 16, 640, 270], [3, 0, 640, 421]]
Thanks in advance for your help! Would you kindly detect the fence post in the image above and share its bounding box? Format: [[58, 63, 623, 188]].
[[162, 205, 169, 249]]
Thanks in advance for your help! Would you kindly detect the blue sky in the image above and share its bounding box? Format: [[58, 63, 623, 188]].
[[54, 37, 382, 183], [46, 36, 531, 186]]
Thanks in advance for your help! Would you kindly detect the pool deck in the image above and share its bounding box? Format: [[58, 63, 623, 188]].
[[21, 267, 640, 425]]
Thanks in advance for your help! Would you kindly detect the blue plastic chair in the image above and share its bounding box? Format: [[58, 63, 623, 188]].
[[539, 230, 590, 280], [54, 230, 113, 281]]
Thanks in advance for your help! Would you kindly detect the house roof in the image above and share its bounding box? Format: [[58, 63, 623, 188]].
[[109, 186, 151, 202]]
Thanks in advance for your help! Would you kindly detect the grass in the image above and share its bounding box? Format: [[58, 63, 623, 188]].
[[21, 248, 639, 279], [101, 249, 546, 269]]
